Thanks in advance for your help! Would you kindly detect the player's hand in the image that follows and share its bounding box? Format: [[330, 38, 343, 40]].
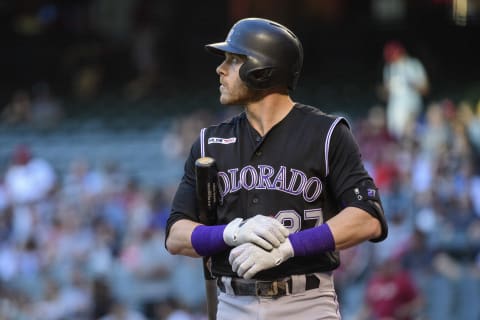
[[229, 240, 294, 279], [223, 215, 289, 250]]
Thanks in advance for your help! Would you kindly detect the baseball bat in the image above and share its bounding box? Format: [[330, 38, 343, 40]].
[[195, 156, 219, 320]]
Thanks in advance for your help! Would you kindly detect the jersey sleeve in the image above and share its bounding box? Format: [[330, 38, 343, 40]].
[[165, 136, 202, 240], [326, 121, 371, 194], [326, 121, 388, 241]]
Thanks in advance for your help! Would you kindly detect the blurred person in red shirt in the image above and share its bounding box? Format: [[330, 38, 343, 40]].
[[357, 256, 422, 320]]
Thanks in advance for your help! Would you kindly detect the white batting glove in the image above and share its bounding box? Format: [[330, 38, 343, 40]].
[[223, 215, 289, 251], [229, 240, 294, 279]]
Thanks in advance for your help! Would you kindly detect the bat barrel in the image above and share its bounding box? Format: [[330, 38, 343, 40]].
[[195, 157, 218, 226]]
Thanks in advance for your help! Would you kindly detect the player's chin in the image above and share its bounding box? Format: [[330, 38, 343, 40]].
[[219, 94, 237, 105]]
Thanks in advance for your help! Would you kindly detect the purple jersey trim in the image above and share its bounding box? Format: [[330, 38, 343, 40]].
[[325, 117, 344, 177]]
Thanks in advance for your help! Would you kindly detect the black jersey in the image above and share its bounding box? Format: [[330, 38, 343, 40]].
[[167, 103, 379, 279]]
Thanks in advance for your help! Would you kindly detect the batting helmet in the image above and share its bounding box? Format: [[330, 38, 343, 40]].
[[205, 18, 303, 91]]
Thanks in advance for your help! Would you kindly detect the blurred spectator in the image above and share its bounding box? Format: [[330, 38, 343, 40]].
[[150, 187, 174, 230], [457, 100, 480, 164], [371, 142, 400, 195], [98, 299, 147, 320], [419, 101, 451, 160], [29, 279, 68, 320], [426, 194, 480, 320], [28, 269, 91, 319], [122, 177, 152, 236], [0, 241, 18, 283], [409, 101, 452, 196], [414, 191, 440, 235], [87, 217, 116, 277], [3, 145, 57, 245], [143, 296, 195, 320], [334, 243, 375, 318], [160, 109, 217, 160], [1, 90, 32, 125], [374, 209, 413, 263], [455, 100, 480, 216], [91, 277, 114, 319], [0, 204, 12, 241], [379, 40, 430, 140], [58, 267, 91, 318], [355, 105, 395, 176], [401, 228, 435, 296], [357, 257, 423, 320], [97, 162, 130, 234], [169, 255, 207, 314], [12, 236, 43, 300], [62, 158, 108, 211], [116, 226, 177, 309], [42, 201, 94, 286], [124, 0, 160, 100], [0, 286, 30, 319], [72, 64, 105, 100], [30, 82, 64, 130], [399, 226, 449, 319]]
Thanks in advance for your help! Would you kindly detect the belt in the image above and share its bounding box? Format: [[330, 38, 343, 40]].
[[217, 274, 320, 298]]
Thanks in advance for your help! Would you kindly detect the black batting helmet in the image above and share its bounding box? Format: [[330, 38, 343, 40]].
[[205, 17, 303, 91]]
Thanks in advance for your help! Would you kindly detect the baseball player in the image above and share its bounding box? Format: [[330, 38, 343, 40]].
[[166, 17, 388, 319]]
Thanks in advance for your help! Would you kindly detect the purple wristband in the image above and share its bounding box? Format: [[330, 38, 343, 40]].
[[288, 223, 336, 256], [191, 225, 229, 256]]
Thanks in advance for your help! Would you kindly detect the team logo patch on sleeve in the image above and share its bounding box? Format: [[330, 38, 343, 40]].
[[367, 188, 376, 197], [208, 137, 237, 144]]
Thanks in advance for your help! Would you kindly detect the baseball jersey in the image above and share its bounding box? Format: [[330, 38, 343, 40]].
[[167, 103, 382, 280]]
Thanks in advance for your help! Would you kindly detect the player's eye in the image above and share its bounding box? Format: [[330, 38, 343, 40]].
[[225, 54, 243, 65]]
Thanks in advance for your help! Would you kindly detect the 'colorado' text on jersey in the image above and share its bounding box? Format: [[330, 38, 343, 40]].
[[168, 104, 376, 280], [218, 165, 322, 203]]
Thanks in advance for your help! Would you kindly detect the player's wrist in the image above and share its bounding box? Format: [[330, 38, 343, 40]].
[[288, 223, 335, 257], [274, 238, 294, 265], [191, 224, 230, 256]]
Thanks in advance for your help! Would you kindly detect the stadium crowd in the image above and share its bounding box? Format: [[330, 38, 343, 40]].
[[0, 94, 479, 320], [0, 117, 210, 318], [339, 97, 480, 320]]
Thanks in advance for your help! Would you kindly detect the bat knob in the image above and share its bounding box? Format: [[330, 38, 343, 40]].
[[195, 157, 216, 167]]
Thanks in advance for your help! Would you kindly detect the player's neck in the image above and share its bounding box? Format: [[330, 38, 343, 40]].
[[245, 93, 294, 137]]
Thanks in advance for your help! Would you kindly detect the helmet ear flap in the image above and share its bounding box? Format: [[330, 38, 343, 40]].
[[244, 68, 274, 89], [239, 59, 274, 89]]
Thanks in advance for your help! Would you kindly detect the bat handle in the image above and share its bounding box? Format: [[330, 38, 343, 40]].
[[202, 257, 215, 280], [203, 257, 217, 319]]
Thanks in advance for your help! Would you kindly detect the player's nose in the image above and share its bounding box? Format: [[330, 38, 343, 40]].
[[216, 60, 227, 76]]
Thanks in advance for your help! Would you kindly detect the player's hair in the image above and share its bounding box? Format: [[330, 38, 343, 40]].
[[205, 17, 303, 91]]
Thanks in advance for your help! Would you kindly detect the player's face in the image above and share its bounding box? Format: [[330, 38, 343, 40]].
[[216, 53, 258, 105]]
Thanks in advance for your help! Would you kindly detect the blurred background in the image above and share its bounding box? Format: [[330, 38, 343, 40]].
[[0, 0, 479, 319]]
